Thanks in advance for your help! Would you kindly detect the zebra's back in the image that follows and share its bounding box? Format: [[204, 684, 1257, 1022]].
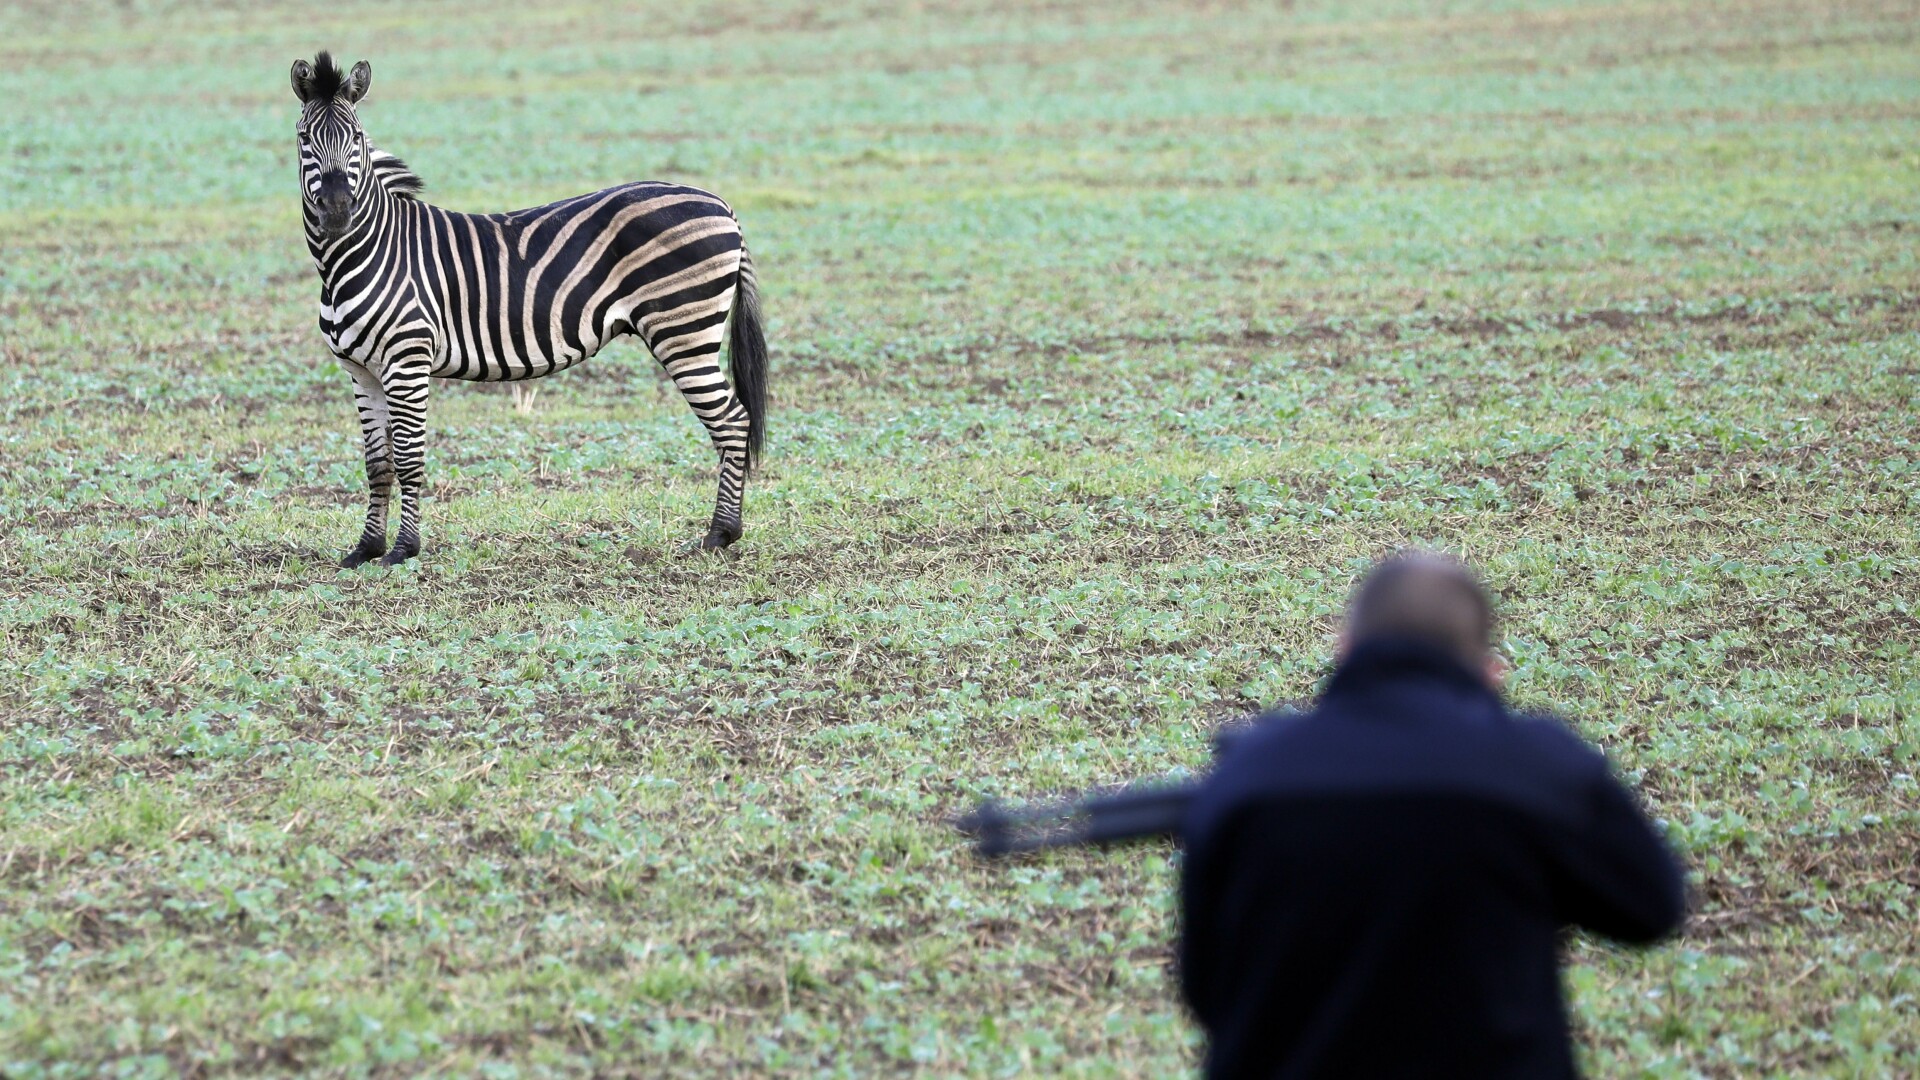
[[417, 181, 744, 382]]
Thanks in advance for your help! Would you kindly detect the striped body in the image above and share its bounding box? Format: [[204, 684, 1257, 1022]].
[[318, 175, 745, 385], [292, 53, 766, 567]]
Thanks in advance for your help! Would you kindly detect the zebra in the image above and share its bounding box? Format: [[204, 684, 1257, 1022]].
[[289, 52, 767, 567]]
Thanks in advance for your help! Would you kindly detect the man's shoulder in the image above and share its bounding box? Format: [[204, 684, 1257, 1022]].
[[1188, 703, 1612, 836], [1220, 701, 1601, 760], [1236, 699, 1605, 758]]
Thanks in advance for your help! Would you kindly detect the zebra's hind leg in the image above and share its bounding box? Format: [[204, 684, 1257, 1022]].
[[700, 413, 750, 552], [376, 352, 434, 566], [341, 361, 394, 568], [659, 349, 752, 553]]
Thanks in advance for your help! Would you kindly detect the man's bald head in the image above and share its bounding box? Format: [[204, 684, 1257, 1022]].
[[1344, 552, 1496, 671]]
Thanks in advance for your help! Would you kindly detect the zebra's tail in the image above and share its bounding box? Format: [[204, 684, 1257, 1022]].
[[729, 243, 768, 470]]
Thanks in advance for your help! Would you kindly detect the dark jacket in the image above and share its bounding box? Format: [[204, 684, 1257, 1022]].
[[1180, 639, 1686, 1080]]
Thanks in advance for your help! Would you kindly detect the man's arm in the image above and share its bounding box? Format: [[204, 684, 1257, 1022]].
[[1550, 765, 1688, 944], [1177, 818, 1221, 1028]]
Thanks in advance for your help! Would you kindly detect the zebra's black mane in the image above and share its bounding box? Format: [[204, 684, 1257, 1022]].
[[369, 149, 425, 200], [306, 51, 348, 101]]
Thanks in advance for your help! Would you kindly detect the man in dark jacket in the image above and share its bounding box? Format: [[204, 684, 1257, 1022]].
[[1180, 552, 1686, 1079]]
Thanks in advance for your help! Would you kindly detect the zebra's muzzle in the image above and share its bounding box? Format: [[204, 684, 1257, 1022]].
[[315, 173, 353, 236]]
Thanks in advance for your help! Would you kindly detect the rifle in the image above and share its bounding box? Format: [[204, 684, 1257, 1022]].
[[955, 723, 1255, 858], [955, 780, 1199, 857]]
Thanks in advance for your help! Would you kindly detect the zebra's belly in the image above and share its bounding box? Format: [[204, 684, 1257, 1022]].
[[429, 326, 616, 382]]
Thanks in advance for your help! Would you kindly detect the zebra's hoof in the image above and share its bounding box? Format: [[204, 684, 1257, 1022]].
[[684, 528, 739, 558], [341, 543, 387, 569], [378, 541, 421, 567]]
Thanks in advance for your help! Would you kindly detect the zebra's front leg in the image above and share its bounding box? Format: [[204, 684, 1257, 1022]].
[[377, 353, 434, 566], [341, 361, 394, 568]]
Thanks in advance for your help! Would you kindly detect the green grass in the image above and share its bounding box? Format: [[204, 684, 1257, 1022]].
[[3, 0, 1918, 1075]]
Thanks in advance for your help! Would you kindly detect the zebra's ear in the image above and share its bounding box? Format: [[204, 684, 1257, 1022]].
[[291, 59, 316, 103], [344, 60, 372, 105]]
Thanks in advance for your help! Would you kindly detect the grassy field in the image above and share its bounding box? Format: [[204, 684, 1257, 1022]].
[[3, 0, 1918, 1075]]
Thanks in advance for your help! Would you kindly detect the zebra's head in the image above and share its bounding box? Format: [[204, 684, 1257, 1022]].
[[290, 52, 373, 241]]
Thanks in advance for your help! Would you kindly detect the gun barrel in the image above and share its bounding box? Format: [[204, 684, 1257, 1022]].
[[958, 782, 1198, 857], [957, 721, 1257, 858]]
